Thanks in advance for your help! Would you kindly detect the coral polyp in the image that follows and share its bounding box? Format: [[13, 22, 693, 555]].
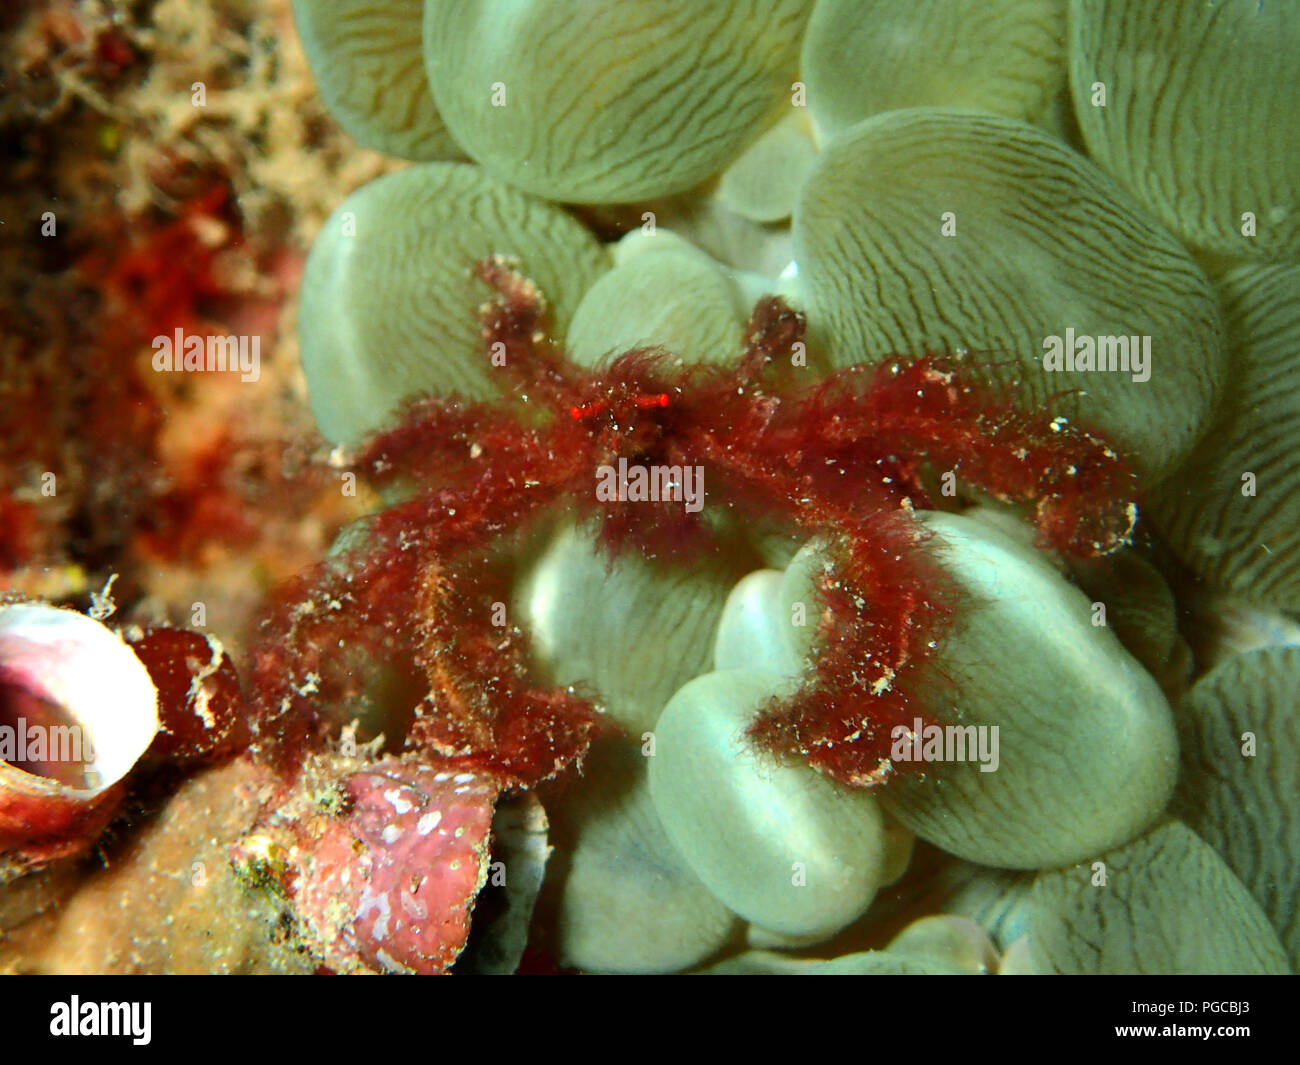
[[249, 258, 1138, 793]]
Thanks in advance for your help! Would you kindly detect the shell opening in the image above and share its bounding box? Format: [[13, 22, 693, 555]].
[[0, 604, 160, 797]]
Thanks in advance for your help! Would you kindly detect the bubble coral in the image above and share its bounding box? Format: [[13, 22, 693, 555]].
[[259, 0, 1300, 974], [1070, 0, 1300, 260], [292, 0, 461, 161], [421, 0, 814, 203], [1150, 263, 1300, 609]]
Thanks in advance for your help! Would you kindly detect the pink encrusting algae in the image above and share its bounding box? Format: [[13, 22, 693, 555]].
[[235, 754, 498, 974]]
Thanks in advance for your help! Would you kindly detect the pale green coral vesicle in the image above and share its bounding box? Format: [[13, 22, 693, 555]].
[[1063, 545, 1188, 696], [714, 109, 820, 223], [699, 948, 971, 975], [649, 669, 887, 940], [1030, 821, 1291, 975], [1150, 263, 1300, 611], [565, 234, 749, 370], [1174, 647, 1300, 971], [1070, 0, 1300, 260], [298, 163, 609, 445], [844, 511, 1176, 869], [423, 0, 814, 203], [712, 567, 804, 682], [549, 742, 737, 974], [292, 0, 462, 160], [802, 0, 1068, 133], [512, 520, 748, 737], [794, 108, 1226, 482]]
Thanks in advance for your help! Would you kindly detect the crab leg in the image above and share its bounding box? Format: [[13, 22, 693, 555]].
[[698, 434, 956, 788], [398, 433, 604, 788], [810, 357, 1140, 556]]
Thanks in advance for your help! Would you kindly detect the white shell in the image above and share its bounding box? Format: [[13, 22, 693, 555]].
[[0, 604, 159, 797]]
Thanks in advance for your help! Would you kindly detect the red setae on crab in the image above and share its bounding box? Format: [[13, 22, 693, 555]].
[[249, 257, 1138, 792]]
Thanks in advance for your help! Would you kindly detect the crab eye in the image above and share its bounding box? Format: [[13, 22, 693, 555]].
[[569, 399, 608, 421]]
